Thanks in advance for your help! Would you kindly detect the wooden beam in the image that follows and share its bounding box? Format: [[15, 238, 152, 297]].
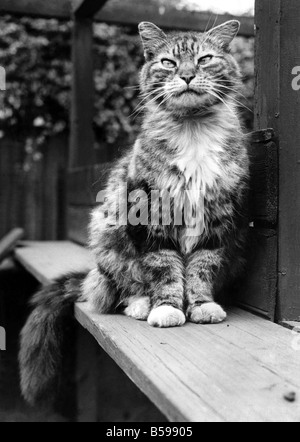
[[278, 0, 300, 322], [73, 0, 108, 18], [69, 16, 95, 168], [96, 0, 254, 37], [0, 0, 254, 37], [255, 0, 300, 322], [0, 0, 71, 19]]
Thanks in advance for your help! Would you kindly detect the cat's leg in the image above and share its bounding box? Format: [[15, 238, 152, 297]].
[[145, 250, 186, 328], [186, 249, 227, 324], [124, 296, 151, 321], [82, 268, 118, 314]]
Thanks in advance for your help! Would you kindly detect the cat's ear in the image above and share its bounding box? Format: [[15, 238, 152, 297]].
[[206, 20, 240, 48], [138, 22, 167, 60]]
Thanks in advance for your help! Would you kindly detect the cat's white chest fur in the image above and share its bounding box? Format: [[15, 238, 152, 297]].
[[169, 120, 225, 254]]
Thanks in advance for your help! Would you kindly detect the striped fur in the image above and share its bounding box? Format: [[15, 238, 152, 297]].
[[19, 21, 250, 405]]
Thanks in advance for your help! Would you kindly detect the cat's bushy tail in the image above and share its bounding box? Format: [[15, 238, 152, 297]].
[[19, 272, 88, 406]]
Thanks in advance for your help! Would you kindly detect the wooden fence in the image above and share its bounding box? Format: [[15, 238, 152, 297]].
[[0, 135, 68, 240]]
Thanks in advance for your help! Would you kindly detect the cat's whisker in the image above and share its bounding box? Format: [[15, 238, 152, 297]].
[[206, 89, 236, 115], [131, 89, 168, 119], [209, 81, 250, 103], [211, 87, 253, 113]]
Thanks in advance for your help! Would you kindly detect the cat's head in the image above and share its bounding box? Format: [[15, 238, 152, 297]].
[[138, 21, 242, 114]]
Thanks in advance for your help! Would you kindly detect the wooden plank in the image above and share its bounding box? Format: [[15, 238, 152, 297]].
[[70, 16, 95, 169], [254, 0, 280, 133], [73, 0, 108, 17], [14, 241, 94, 285], [0, 0, 255, 37], [14, 241, 300, 421], [96, 0, 254, 37], [68, 164, 111, 206], [75, 303, 300, 422], [0, 0, 71, 18], [76, 326, 99, 422], [277, 1, 300, 322], [0, 138, 22, 238], [237, 228, 277, 320], [253, 1, 280, 322], [0, 229, 24, 264], [248, 141, 278, 227], [256, 0, 300, 322]]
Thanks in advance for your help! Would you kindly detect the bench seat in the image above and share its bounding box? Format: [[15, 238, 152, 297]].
[[15, 241, 300, 422]]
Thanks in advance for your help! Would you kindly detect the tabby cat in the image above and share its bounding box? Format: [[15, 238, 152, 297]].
[[19, 20, 249, 404]]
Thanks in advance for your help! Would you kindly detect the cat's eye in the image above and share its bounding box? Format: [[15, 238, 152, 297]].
[[161, 59, 177, 69], [198, 55, 214, 66]]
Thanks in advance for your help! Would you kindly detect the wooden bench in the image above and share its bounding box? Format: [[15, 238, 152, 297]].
[[15, 241, 300, 422]]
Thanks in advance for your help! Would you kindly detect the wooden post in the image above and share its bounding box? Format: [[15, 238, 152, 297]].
[[73, 0, 109, 18], [69, 16, 95, 169], [255, 0, 300, 322]]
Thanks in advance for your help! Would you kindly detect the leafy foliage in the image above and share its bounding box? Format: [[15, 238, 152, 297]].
[[0, 16, 254, 150]]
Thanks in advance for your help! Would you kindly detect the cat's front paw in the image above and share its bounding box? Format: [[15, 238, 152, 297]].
[[148, 306, 186, 328], [124, 296, 151, 321], [188, 302, 227, 324]]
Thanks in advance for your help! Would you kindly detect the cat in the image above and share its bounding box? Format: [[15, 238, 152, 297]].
[[19, 20, 249, 405]]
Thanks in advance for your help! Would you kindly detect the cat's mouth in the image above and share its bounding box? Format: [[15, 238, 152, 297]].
[[176, 89, 206, 97]]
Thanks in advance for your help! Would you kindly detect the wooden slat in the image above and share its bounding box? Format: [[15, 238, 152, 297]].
[[255, 0, 300, 322], [277, 1, 300, 322], [14, 241, 300, 421], [248, 140, 278, 227], [0, 0, 255, 37], [0, 229, 24, 264], [73, 0, 108, 17], [96, 0, 254, 37], [70, 16, 95, 168], [75, 303, 300, 422], [254, 0, 280, 132], [15, 241, 94, 285], [0, 0, 71, 18], [237, 228, 277, 320]]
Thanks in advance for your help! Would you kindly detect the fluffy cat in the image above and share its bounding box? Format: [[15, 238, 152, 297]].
[[19, 20, 249, 404]]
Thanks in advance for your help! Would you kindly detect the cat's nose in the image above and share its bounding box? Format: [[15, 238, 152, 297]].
[[180, 75, 196, 85]]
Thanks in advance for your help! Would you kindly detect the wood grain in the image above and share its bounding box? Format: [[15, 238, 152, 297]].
[[96, 0, 254, 37], [0, 136, 68, 241], [0, 0, 255, 37], [237, 228, 277, 320], [0, 0, 71, 18], [277, 1, 300, 321], [75, 303, 300, 422], [255, 0, 300, 321], [69, 17, 95, 169], [14, 241, 300, 421], [248, 140, 278, 227], [14, 241, 94, 285]]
